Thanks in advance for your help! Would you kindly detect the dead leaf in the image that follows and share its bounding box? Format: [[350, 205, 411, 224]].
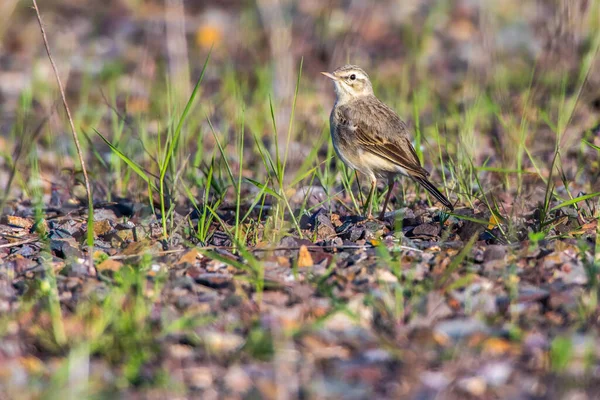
[[96, 259, 123, 271], [93, 220, 112, 237], [297, 245, 313, 268], [178, 248, 201, 266], [482, 337, 514, 356], [5, 216, 33, 229]]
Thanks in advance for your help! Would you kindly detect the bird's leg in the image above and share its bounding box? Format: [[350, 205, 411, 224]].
[[366, 177, 377, 220], [355, 170, 364, 206], [379, 178, 395, 220]]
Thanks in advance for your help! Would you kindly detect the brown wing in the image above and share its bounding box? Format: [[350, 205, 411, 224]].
[[351, 116, 430, 178]]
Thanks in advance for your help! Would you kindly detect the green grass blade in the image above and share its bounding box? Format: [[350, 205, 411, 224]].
[[550, 192, 600, 211], [245, 178, 283, 200], [95, 129, 157, 191], [160, 48, 212, 180]]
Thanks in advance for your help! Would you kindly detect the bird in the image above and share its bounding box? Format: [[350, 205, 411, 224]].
[[322, 64, 453, 219]]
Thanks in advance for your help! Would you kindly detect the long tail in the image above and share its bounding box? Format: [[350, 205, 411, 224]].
[[412, 176, 454, 211]]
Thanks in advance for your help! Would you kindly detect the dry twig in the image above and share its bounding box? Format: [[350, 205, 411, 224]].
[[31, 0, 95, 271]]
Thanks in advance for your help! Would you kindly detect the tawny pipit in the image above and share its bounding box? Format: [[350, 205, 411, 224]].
[[322, 65, 453, 219]]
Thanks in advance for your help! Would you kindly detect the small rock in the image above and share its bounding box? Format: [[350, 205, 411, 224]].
[[338, 222, 366, 242], [375, 269, 398, 283], [93, 220, 113, 237], [184, 366, 213, 390], [9, 256, 36, 274], [115, 230, 134, 242], [175, 295, 196, 309], [315, 212, 336, 239], [411, 223, 440, 237], [168, 344, 194, 360], [483, 245, 507, 262], [55, 220, 81, 235], [224, 365, 252, 393], [496, 296, 510, 314], [201, 331, 244, 354], [523, 331, 548, 351], [517, 286, 550, 304], [457, 213, 485, 241], [362, 220, 387, 240], [400, 208, 418, 226], [558, 262, 588, 285], [115, 221, 135, 230], [275, 237, 312, 257], [457, 376, 486, 396], [291, 185, 329, 207], [362, 348, 392, 362], [15, 245, 36, 257], [434, 318, 489, 340], [93, 208, 119, 221], [50, 240, 82, 259], [209, 231, 231, 247], [420, 371, 451, 390], [310, 377, 369, 400], [121, 240, 161, 256], [482, 362, 512, 386]]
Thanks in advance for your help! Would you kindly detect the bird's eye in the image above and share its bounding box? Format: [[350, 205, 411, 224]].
[[349, 74, 356, 80]]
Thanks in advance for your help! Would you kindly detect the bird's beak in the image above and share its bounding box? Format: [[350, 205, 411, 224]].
[[321, 72, 338, 80]]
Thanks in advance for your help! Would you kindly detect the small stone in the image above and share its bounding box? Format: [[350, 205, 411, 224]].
[[457, 376, 486, 396], [201, 331, 244, 354], [482, 362, 512, 386], [559, 262, 588, 285], [315, 212, 336, 239], [122, 240, 160, 256], [115, 230, 134, 241], [363, 348, 392, 362], [168, 344, 194, 360], [375, 269, 398, 283], [411, 223, 440, 237], [9, 256, 37, 274], [115, 221, 135, 230], [55, 220, 81, 236], [434, 318, 489, 340], [50, 240, 82, 259], [344, 225, 366, 241], [291, 185, 329, 207], [483, 245, 507, 262], [93, 220, 113, 237], [362, 220, 387, 240], [457, 216, 485, 241], [523, 331, 548, 351], [15, 245, 36, 257], [224, 365, 252, 393], [184, 367, 213, 390], [420, 371, 451, 390], [93, 208, 118, 221], [517, 286, 550, 303]]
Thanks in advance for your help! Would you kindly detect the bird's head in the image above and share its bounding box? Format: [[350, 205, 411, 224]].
[[321, 65, 373, 103]]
